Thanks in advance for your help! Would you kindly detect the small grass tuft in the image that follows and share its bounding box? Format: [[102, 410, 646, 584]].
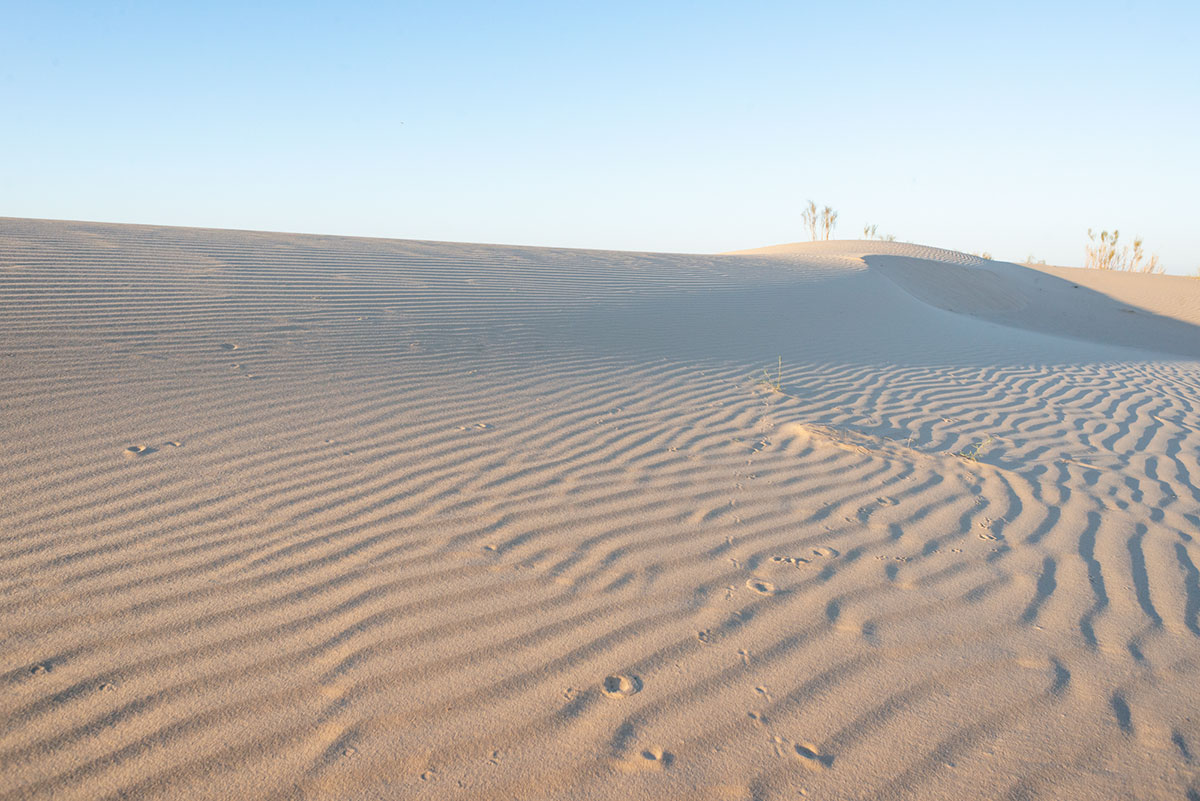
[[956, 435, 994, 462], [863, 223, 896, 241], [760, 356, 784, 392]]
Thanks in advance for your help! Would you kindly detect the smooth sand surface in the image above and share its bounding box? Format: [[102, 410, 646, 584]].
[[3, 219, 1200, 800]]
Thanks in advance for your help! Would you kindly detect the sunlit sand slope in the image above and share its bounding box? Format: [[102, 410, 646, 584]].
[[2, 220, 1199, 800]]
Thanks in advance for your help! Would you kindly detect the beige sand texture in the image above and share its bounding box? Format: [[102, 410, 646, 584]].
[[2, 219, 1199, 800]]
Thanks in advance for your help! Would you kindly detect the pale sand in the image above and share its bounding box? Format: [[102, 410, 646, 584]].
[[2, 219, 1199, 800]]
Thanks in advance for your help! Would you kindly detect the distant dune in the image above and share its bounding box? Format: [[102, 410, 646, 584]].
[[2, 218, 1199, 800], [734, 240, 1200, 358]]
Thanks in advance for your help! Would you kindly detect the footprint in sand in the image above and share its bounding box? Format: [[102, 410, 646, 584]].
[[792, 741, 832, 768], [602, 674, 643, 698], [638, 747, 673, 769], [219, 343, 238, 351], [746, 578, 776, 595], [774, 736, 833, 769], [616, 745, 674, 773], [125, 442, 179, 457], [769, 548, 839, 569], [771, 555, 811, 568]]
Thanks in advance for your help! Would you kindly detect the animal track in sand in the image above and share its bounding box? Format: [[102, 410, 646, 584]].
[[746, 578, 776, 595], [792, 742, 832, 768], [602, 674, 642, 698], [615, 745, 674, 773], [125, 442, 180, 457], [637, 747, 673, 769], [769, 547, 838, 569], [773, 736, 833, 769]]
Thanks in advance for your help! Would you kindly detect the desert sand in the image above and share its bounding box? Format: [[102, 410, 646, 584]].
[[2, 218, 1199, 800]]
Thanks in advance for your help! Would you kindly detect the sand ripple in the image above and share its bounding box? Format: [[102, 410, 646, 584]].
[[1, 220, 1199, 800]]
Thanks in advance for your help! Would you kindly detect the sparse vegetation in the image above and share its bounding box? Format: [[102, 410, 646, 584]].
[[1085, 229, 1162, 274], [1024, 254, 1047, 266], [821, 206, 837, 240], [862, 223, 896, 242], [802, 201, 838, 241], [973, 252, 993, 260], [760, 356, 783, 392], [803, 202, 817, 240], [956, 435, 994, 462]]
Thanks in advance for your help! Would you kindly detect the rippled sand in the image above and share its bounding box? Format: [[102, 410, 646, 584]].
[[2, 219, 1199, 800]]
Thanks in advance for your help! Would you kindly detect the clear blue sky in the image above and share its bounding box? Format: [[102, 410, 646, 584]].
[[2, 1, 1197, 272]]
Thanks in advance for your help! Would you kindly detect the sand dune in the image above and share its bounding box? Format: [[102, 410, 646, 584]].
[[2, 219, 1199, 800]]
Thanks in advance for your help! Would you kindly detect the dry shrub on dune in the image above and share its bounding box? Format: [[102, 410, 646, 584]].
[[1085, 228, 1163, 273], [802, 200, 838, 241]]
